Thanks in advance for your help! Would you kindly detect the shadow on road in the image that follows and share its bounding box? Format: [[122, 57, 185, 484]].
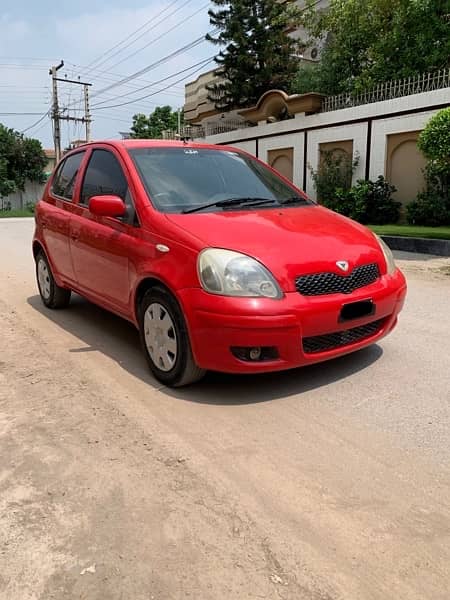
[[28, 293, 383, 405]]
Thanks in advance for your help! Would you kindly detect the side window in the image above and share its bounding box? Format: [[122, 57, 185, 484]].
[[52, 152, 85, 201], [81, 150, 129, 206]]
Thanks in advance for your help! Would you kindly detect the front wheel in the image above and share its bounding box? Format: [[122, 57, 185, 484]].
[[36, 251, 71, 309], [139, 286, 205, 387]]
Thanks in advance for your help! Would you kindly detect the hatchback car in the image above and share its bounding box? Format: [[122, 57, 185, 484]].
[[33, 140, 406, 386]]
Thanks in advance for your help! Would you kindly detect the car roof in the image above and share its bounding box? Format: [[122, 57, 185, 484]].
[[71, 139, 239, 151]]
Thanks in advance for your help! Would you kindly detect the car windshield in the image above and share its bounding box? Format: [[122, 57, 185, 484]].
[[128, 147, 313, 214]]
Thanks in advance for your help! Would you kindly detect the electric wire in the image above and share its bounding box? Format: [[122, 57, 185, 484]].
[[80, 0, 181, 74]]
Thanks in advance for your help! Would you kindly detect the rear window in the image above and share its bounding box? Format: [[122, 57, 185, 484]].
[[128, 147, 309, 214]]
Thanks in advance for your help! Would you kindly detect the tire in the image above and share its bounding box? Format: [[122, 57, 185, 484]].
[[35, 251, 71, 309], [139, 286, 205, 387]]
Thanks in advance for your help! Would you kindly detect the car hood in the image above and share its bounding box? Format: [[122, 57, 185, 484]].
[[166, 206, 385, 292]]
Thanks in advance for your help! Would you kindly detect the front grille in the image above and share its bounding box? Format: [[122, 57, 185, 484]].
[[295, 263, 380, 296], [302, 319, 384, 354]]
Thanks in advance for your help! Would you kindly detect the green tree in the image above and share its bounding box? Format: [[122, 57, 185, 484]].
[[206, 0, 302, 111], [417, 107, 450, 165], [407, 107, 450, 225], [292, 0, 450, 96], [130, 106, 182, 138], [0, 123, 46, 199]]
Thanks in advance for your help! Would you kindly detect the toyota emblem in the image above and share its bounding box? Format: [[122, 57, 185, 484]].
[[336, 261, 349, 272]]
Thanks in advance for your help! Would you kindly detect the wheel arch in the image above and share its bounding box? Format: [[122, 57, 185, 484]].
[[134, 277, 178, 324], [32, 239, 46, 259]]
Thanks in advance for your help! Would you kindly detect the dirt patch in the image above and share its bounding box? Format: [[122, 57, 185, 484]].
[[395, 253, 450, 281], [0, 304, 337, 600]]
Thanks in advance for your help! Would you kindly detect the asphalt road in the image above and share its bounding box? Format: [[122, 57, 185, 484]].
[[1, 218, 449, 600]]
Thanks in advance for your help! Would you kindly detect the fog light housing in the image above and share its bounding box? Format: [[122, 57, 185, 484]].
[[230, 346, 279, 362], [249, 347, 261, 360]]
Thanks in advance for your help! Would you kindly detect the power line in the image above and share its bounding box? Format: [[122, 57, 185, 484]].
[[94, 114, 133, 124], [0, 56, 58, 62], [0, 84, 49, 89], [80, 0, 181, 74], [20, 112, 50, 133], [91, 56, 214, 108], [28, 117, 51, 139], [88, 0, 195, 74], [0, 111, 48, 116], [65, 60, 185, 91], [90, 33, 212, 99], [98, 2, 208, 73], [92, 58, 214, 111], [0, 64, 49, 70], [65, 65, 184, 98], [62, 33, 212, 113]]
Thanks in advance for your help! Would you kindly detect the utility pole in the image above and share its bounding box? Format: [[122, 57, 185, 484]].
[[50, 60, 64, 162], [49, 61, 92, 157], [84, 84, 91, 142]]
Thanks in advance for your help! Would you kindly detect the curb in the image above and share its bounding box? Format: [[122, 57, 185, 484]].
[[381, 235, 450, 257], [0, 217, 35, 223]]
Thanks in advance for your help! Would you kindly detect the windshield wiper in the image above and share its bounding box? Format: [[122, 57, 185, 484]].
[[279, 196, 309, 205], [182, 197, 277, 214]]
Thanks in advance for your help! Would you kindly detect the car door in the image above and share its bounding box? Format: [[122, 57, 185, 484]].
[[42, 151, 86, 284], [70, 147, 141, 314]]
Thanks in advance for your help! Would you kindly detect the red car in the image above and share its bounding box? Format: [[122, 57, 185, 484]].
[[33, 140, 406, 387]]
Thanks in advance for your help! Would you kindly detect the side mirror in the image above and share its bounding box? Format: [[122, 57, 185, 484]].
[[89, 195, 126, 218]]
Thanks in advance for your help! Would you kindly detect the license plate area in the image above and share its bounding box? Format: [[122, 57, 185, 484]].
[[339, 299, 375, 322]]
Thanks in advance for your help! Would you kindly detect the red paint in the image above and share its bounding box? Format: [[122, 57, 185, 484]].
[[34, 140, 407, 375], [89, 195, 126, 217]]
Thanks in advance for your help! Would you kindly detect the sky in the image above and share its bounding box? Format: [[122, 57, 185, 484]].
[[0, 0, 213, 148]]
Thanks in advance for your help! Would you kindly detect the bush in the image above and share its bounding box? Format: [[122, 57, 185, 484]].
[[406, 163, 450, 226], [310, 150, 400, 224], [324, 188, 360, 219], [309, 150, 358, 204], [408, 108, 450, 226], [417, 107, 450, 163], [317, 176, 400, 225], [353, 177, 400, 224], [406, 192, 450, 227]]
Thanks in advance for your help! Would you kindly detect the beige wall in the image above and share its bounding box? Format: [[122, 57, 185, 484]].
[[319, 140, 353, 156], [319, 140, 353, 163], [184, 70, 221, 124], [386, 131, 426, 207], [268, 148, 294, 181]]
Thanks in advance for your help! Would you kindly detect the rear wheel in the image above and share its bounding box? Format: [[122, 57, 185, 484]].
[[36, 251, 71, 309], [139, 286, 205, 387]]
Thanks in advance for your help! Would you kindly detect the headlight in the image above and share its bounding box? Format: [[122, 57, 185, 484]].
[[376, 235, 396, 274], [198, 248, 283, 298]]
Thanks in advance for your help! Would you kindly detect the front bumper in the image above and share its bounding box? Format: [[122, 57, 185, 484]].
[[178, 269, 407, 373]]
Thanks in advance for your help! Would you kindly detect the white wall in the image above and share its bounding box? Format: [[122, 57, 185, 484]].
[[226, 140, 257, 155], [1, 181, 45, 211], [199, 87, 449, 201]]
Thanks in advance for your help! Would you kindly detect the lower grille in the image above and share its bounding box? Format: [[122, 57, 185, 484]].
[[302, 319, 384, 354]]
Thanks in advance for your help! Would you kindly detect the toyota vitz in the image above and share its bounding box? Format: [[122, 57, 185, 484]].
[[33, 140, 407, 387]]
